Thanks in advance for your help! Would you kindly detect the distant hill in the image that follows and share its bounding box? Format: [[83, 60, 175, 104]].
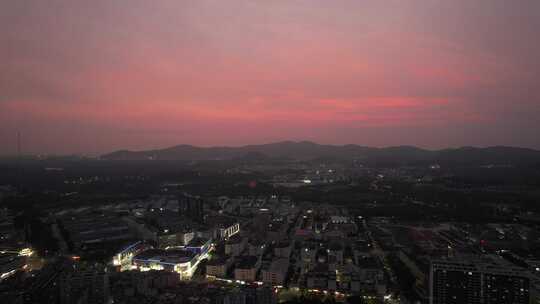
[[101, 141, 540, 165]]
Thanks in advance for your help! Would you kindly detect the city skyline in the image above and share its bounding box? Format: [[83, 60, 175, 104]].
[[1, 0, 540, 155]]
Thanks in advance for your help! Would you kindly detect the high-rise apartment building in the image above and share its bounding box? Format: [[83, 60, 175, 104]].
[[178, 193, 204, 223], [430, 257, 530, 304]]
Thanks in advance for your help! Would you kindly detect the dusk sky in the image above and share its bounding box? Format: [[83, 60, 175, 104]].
[[1, 0, 539, 155]]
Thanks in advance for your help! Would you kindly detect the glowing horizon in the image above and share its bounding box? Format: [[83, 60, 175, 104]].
[[1, 1, 539, 155]]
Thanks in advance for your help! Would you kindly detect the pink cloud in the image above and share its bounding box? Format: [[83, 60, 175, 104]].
[[1, 0, 539, 154]]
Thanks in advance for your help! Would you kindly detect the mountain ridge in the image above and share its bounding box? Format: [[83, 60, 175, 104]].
[[100, 141, 540, 165]]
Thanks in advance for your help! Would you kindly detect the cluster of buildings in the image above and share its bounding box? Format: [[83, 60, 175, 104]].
[[0, 208, 32, 283], [203, 200, 389, 301], [2, 185, 540, 304], [114, 196, 391, 301], [58, 212, 136, 254], [430, 256, 530, 304], [110, 270, 277, 304], [366, 217, 540, 303], [131, 247, 209, 280], [0, 257, 73, 304]]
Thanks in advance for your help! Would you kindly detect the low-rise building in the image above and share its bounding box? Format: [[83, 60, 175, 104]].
[[328, 243, 344, 265], [234, 256, 260, 282], [262, 258, 289, 286], [206, 256, 232, 279], [60, 213, 136, 252], [185, 237, 211, 255], [248, 239, 266, 256], [206, 216, 240, 239], [112, 241, 152, 271], [225, 235, 245, 257], [274, 241, 293, 258], [306, 263, 337, 291], [60, 265, 110, 304], [132, 248, 205, 279], [301, 244, 317, 263]]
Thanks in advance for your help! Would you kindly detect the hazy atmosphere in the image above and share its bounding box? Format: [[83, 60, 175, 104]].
[[2, 3, 540, 304], [1, 0, 540, 155]]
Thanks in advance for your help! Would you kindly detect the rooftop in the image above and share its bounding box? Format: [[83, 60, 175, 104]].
[[236, 256, 259, 269], [134, 249, 196, 265], [267, 258, 289, 273], [187, 237, 210, 248], [207, 255, 230, 266]]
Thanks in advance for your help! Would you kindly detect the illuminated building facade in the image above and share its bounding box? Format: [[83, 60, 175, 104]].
[[112, 241, 151, 271], [133, 247, 210, 279]]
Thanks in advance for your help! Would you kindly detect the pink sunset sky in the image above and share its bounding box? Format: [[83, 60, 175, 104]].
[[1, 0, 539, 155]]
